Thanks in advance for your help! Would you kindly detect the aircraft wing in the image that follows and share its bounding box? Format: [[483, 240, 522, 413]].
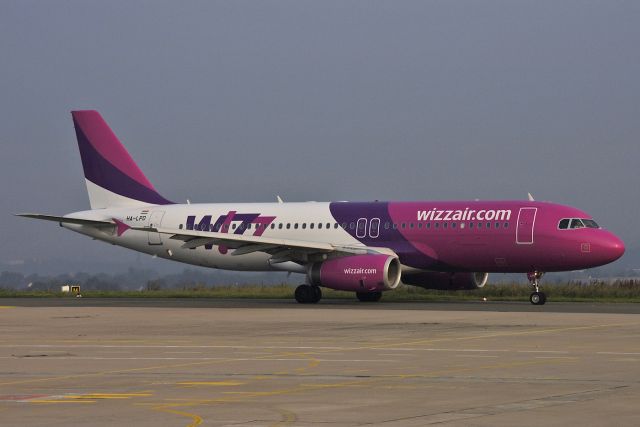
[[138, 226, 389, 263]]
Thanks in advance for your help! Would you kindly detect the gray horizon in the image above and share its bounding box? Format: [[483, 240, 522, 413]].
[[1, 1, 638, 275]]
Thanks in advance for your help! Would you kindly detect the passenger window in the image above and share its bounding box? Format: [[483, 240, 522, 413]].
[[179, 224, 183, 229], [232, 224, 237, 230], [302, 223, 306, 229], [271, 224, 275, 229], [409, 223, 414, 229], [443, 223, 448, 229], [316, 223, 320, 229], [418, 223, 422, 229], [392, 223, 398, 230], [401, 223, 406, 229], [486, 222, 491, 228], [558, 219, 570, 230], [451, 223, 456, 228], [504, 222, 509, 228], [469, 222, 474, 228], [384, 222, 390, 230], [349, 222, 355, 230], [435, 223, 439, 228], [334, 223, 338, 229], [426, 223, 431, 229], [570, 219, 585, 229], [294, 223, 299, 229], [286, 223, 291, 229]]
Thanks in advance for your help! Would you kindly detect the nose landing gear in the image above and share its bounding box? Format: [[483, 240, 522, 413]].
[[527, 271, 546, 305]]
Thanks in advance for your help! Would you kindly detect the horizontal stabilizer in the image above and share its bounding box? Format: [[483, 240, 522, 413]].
[[15, 213, 114, 227]]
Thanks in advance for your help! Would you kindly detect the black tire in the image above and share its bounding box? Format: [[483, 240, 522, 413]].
[[295, 285, 321, 304], [529, 291, 545, 305], [295, 285, 313, 304]]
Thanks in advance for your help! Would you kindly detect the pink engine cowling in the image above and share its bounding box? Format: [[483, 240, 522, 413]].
[[308, 254, 401, 292], [402, 271, 489, 290]]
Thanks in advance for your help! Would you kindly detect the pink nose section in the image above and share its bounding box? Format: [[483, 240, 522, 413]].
[[605, 235, 625, 262]]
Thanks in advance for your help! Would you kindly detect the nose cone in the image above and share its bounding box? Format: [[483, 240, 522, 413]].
[[599, 232, 626, 264]]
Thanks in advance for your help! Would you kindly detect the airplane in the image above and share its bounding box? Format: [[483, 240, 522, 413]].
[[17, 111, 625, 305]]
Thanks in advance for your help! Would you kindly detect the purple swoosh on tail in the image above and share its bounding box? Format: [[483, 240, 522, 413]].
[[75, 123, 172, 205], [72, 111, 155, 190]]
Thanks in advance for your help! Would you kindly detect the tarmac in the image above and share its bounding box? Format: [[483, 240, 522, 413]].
[[0, 298, 639, 426]]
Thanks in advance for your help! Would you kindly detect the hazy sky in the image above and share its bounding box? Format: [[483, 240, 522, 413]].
[[1, 1, 638, 273]]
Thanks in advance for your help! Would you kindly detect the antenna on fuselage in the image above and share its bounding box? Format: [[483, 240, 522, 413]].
[[276, 195, 284, 204], [527, 193, 535, 201]]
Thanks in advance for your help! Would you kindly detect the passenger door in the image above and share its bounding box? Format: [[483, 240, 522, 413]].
[[516, 207, 537, 245]]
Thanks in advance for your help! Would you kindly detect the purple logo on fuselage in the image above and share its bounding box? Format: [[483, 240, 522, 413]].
[[185, 211, 276, 253]]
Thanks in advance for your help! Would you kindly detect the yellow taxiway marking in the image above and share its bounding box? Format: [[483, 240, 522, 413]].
[[151, 406, 203, 427], [178, 381, 244, 387], [0, 306, 15, 309], [65, 393, 153, 399], [29, 400, 96, 404]]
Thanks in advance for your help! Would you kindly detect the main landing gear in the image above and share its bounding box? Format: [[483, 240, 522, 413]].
[[295, 284, 322, 304], [528, 271, 546, 305]]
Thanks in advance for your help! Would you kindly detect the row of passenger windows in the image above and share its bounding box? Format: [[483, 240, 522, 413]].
[[179, 221, 510, 231], [558, 218, 599, 230]]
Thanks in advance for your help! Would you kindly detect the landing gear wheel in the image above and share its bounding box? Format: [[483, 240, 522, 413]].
[[356, 291, 382, 302], [529, 291, 547, 305], [295, 285, 321, 304], [312, 286, 322, 303], [527, 271, 547, 305]]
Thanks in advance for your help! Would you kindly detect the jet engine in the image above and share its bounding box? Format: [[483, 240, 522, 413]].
[[308, 254, 401, 292], [402, 271, 489, 290]]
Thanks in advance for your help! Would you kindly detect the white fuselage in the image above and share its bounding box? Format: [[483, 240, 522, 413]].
[[64, 202, 362, 271]]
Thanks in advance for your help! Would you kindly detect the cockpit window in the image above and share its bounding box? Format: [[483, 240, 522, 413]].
[[559, 218, 600, 230], [582, 219, 599, 229], [570, 219, 585, 229]]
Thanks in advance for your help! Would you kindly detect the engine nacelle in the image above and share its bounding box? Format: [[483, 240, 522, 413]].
[[403, 272, 489, 290], [308, 254, 401, 292]]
